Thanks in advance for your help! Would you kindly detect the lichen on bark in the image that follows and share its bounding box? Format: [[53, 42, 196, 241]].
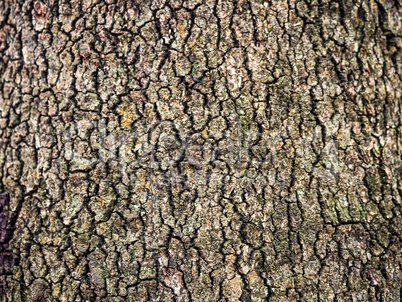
[[0, 0, 401, 301]]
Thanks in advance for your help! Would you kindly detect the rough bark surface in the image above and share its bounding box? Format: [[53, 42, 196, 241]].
[[0, 193, 13, 297], [0, 0, 401, 301]]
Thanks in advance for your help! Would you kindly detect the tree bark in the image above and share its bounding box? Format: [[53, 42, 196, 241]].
[[0, 0, 401, 301]]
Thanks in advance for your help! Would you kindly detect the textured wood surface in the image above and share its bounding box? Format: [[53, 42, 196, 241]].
[[0, 0, 401, 301]]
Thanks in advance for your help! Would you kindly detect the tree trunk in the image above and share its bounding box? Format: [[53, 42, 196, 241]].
[[0, 0, 401, 301]]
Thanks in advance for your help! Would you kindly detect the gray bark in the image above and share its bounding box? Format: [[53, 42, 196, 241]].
[[0, 0, 401, 301]]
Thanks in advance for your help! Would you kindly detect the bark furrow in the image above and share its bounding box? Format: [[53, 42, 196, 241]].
[[0, 0, 401, 301]]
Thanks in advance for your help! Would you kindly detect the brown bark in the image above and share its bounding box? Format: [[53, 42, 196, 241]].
[[0, 0, 401, 301]]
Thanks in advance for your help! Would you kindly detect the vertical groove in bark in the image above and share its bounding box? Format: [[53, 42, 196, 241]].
[[0, 0, 401, 301]]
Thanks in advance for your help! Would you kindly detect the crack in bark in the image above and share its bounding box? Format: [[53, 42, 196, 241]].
[[0, 0, 401, 301]]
